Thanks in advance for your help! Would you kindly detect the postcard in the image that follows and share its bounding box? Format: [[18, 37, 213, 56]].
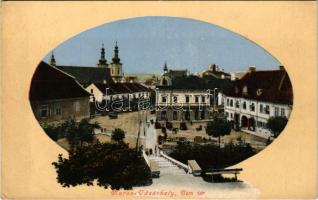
[[1, 1, 317, 199]]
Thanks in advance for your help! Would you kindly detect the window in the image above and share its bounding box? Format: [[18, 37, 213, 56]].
[[161, 111, 167, 119], [235, 100, 240, 108], [226, 99, 229, 106], [274, 107, 279, 116], [260, 104, 264, 113], [242, 102, 246, 109], [173, 111, 177, 120], [257, 121, 266, 128], [201, 96, 205, 103], [200, 111, 205, 119], [162, 96, 166, 103], [173, 96, 178, 103], [185, 95, 190, 103], [230, 113, 233, 118], [40, 105, 48, 118], [74, 101, 80, 112], [195, 96, 199, 103], [54, 103, 61, 115], [226, 112, 229, 117], [91, 89, 93, 93], [281, 108, 285, 116], [265, 105, 270, 114], [250, 103, 255, 111], [230, 100, 233, 107]]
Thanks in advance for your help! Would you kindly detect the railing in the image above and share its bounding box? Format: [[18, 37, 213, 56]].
[[160, 151, 189, 172], [142, 150, 150, 167]]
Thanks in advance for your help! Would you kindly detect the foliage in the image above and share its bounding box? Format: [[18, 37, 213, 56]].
[[166, 121, 173, 130], [179, 122, 187, 130], [43, 119, 100, 148], [267, 116, 288, 137], [169, 142, 256, 170], [155, 121, 161, 129], [52, 142, 152, 189], [111, 128, 125, 142], [206, 117, 231, 147]]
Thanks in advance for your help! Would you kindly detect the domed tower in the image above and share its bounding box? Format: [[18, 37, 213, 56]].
[[109, 41, 123, 82], [49, 52, 56, 66], [97, 43, 108, 67]]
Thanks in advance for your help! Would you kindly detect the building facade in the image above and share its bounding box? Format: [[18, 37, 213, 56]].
[[156, 88, 211, 121], [30, 62, 91, 124], [156, 62, 233, 122], [223, 66, 293, 138], [86, 82, 152, 112]]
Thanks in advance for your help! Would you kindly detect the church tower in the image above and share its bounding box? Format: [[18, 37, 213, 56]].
[[49, 52, 56, 66], [97, 44, 108, 67], [109, 41, 123, 82]]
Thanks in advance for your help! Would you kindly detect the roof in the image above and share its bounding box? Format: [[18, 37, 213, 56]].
[[29, 62, 91, 101], [167, 69, 187, 79], [56, 65, 113, 86], [223, 69, 293, 105], [92, 82, 149, 95], [157, 75, 233, 91]]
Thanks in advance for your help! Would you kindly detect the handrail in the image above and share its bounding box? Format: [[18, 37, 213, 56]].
[[142, 150, 150, 167], [160, 151, 189, 172]]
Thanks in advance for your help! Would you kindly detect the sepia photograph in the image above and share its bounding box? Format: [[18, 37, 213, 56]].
[[29, 16, 293, 198], [1, 2, 316, 199]]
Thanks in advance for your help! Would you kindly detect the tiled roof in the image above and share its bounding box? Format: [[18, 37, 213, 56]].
[[93, 82, 149, 95], [223, 69, 293, 105], [56, 65, 113, 86], [29, 62, 90, 101]]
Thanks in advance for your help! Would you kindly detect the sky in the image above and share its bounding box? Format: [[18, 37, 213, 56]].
[[43, 16, 280, 74]]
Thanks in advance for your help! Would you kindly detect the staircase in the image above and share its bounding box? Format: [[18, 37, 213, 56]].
[[148, 156, 188, 176]]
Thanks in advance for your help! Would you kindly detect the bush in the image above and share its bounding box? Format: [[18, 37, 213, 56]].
[[155, 121, 161, 129], [161, 127, 166, 134], [111, 128, 125, 142], [52, 142, 152, 189], [43, 119, 99, 147], [169, 142, 256, 170], [179, 122, 187, 130], [166, 121, 173, 130]]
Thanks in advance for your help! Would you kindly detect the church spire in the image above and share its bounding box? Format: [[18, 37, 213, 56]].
[[163, 61, 168, 73], [98, 43, 107, 67], [111, 41, 121, 64], [49, 51, 56, 66]]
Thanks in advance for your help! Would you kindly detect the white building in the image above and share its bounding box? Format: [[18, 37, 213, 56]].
[[86, 82, 151, 112], [223, 66, 293, 138]]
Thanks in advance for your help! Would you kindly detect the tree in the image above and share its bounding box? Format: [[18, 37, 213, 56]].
[[267, 116, 288, 137], [111, 128, 125, 142], [52, 142, 152, 189], [206, 117, 231, 147]]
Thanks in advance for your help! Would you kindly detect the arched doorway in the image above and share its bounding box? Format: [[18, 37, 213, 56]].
[[248, 117, 255, 131], [241, 116, 248, 128]]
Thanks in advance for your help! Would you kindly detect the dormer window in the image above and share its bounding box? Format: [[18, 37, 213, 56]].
[[243, 86, 248, 95], [235, 87, 239, 94], [256, 89, 263, 96]]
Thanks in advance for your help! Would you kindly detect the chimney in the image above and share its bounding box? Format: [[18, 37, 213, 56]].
[[248, 66, 256, 73], [279, 65, 285, 71]]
